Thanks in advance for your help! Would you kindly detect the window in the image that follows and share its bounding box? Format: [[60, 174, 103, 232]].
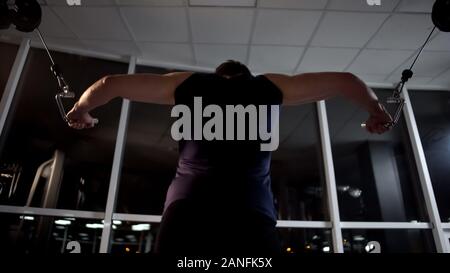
[[1, 44, 446, 253], [0, 213, 103, 254], [111, 221, 160, 254], [342, 229, 435, 253], [409, 90, 450, 222], [0, 48, 128, 211], [272, 105, 327, 220], [278, 228, 333, 253], [0, 42, 19, 98], [326, 90, 427, 222]]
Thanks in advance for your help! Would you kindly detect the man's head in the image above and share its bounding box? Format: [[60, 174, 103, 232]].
[[215, 60, 252, 78]]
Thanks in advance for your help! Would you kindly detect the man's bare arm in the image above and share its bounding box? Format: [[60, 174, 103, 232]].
[[66, 71, 193, 129], [75, 71, 193, 111], [265, 72, 380, 112], [265, 72, 393, 134]]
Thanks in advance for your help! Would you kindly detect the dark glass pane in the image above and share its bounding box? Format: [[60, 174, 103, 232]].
[[278, 228, 333, 253], [342, 229, 435, 253], [0, 48, 128, 211], [272, 105, 327, 220], [409, 90, 450, 222], [111, 221, 160, 254], [0, 213, 102, 254], [327, 89, 427, 222], [0, 42, 19, 98]]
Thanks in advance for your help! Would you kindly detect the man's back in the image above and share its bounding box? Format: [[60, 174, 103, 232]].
[[165, 72, 283, 223]]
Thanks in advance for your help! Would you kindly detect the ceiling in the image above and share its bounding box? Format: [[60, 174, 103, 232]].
[[0, 0, 449, 89]]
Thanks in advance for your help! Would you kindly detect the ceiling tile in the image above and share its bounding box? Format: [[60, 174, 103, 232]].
[[189, 8, 254, 43], [189, 0, 256, 7], [346, 49, 413, 75], [34, 37, 86, 49], [82, 40, 141, 55], [429, 69, 450, 86], [117, 0, 185, 5], [328, 0, 399, 12], [407, 76, 434, 85], [194, 44, 247, 67], [121, 7, 189, 42], [52, 7, 132, 40], [311, 12, 388, 47], [396, 0, 434, 13], [252, 10, 322, 46], [249, 46, 304, 73], [353, 74, 390, 84], [39, 7, 76, 38], [394, 51, 450, 77], [298, 47, 359, 72], [0, 34, 24, 44], [425, 31, 450, 51], [257, 0, 327, 9], [138, 42, 194, 64], [46, 0, 115, 5], [28, 37, 88, 54], [367, 14, 434, 50]]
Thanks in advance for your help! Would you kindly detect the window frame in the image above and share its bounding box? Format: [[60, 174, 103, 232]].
[[0, 38, 448, 253]]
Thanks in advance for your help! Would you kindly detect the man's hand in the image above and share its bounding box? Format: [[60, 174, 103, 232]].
[[66, 102, 98, 130], [364, 102, 393, 134]]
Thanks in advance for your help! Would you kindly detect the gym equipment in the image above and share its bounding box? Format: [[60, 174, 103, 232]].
[[36, 28, 76, 123], [362, 0, 450, 130], [0, 0, 41, 32], [432, 0, 450, 32], [16, 150, 65, 249], [0, 1, 10, 30], [10, 0, 41, 32], [0, 0, 75, 124], [0, 163, 22, 203]]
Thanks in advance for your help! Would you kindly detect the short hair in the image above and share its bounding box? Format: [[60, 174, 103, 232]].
[[215, 60, 252, 78]]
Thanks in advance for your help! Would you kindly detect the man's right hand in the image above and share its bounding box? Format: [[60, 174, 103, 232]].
[[66, 102, 98, 130], [364, 102, 393, 134]]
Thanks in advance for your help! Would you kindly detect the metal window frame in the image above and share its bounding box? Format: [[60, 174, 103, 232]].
[[0, 205, 104, 219], [341, 222, 431, 229], [401, 87, 450, 253], [98, 57, 136, 253], [316, 100, 344, 253], [113, 213, 162, 223], [0, 38, 449, 253], [0, 39, 30, 134]]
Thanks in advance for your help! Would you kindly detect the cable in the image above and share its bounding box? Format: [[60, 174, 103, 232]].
[[36, 27, 56, 66], [409, 26, 436, 71], [35, 27, 76, 123]]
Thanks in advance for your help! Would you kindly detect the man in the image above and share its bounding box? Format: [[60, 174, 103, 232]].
[[67, 60, 392, 254]]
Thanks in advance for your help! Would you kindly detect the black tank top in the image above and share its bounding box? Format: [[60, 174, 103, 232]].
[[165, 73, 283, 222]]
